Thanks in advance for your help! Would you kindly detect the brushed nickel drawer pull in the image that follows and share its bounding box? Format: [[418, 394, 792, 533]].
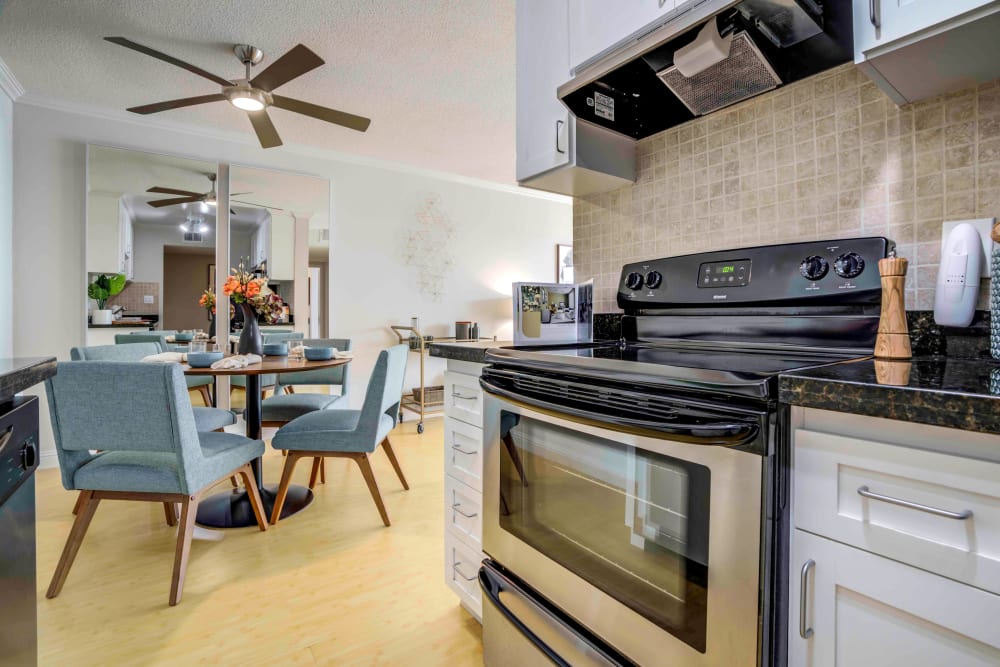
[[869, 0, 880, 29], [453, 562, 477, 581], [857, 486, 972, 520], [452, 502, 478, 519], [451, 391, 478, 401], [451, 443, 478, 456], [800, 559, 815, 639]]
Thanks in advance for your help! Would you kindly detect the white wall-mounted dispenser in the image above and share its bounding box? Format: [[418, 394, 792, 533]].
[[934, 222, 985, 327]]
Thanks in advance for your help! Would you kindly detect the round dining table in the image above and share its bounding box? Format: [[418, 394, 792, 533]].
[[183, 355, 352, 529]]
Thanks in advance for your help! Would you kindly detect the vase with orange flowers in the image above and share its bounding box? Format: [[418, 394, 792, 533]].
[[223, 259, 267, 355], [199, 289, 218, 338]]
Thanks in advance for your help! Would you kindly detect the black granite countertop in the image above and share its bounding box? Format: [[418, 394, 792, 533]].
[[780, 356, 1000, 435], [87, 323, 155, 329], [0, 357, 57, 402], [428, 340, 514, 364]]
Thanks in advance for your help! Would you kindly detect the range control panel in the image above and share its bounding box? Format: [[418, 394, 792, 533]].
[[617, 237, 893, 309]]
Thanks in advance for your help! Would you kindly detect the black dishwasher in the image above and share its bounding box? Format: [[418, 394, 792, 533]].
[[0, 396, 40, 667]]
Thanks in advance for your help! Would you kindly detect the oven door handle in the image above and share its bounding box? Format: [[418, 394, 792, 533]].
[[479, 561, 632, 667], [481, 378, 760, 447]]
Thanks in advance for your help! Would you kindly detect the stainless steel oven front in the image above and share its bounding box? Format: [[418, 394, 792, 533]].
[[479, 371, 770, 667]]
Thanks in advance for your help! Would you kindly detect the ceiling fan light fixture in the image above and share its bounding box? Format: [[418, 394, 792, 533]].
[[225, 86, 268, 112]]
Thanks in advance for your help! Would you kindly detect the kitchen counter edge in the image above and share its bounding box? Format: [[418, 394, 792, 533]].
[[0, 357, 58, 402]]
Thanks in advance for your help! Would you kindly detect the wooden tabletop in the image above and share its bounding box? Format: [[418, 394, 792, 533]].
[[182, 356, 351, 376]]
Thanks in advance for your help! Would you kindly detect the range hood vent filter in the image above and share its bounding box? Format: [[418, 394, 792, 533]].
[[656, 31, 781, 117]]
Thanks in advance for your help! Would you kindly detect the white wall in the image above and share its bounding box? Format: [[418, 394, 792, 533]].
[[12, 102, 570, 465], [0, 89, 11, 358]]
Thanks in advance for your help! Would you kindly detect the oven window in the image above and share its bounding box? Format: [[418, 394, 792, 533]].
[[499, 411, 711, 653]]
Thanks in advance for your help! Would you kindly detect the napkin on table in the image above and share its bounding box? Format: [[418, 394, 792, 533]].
[[142, 352, 187, 363], [210, 354, 262, 370]]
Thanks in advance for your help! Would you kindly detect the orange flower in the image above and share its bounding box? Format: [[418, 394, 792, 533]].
[[222, 276, 239, 296], [245, 280, 261, 298]]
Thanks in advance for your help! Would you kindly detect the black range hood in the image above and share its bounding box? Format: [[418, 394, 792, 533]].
[[559, 0, 854, 141]]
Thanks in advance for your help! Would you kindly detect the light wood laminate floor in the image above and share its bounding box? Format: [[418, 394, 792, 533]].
[[35, 415, 483, 666]]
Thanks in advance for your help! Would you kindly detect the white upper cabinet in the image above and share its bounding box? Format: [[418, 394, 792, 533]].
[[853, 0, 1000, 104], [268, 215, 294, 281], [515, 0, 572, 182], [86, 192, 122, 275], [567, 0, 703, 73]]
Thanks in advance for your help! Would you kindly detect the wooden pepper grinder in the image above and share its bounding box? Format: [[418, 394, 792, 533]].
[[875, 250, 912, 359]]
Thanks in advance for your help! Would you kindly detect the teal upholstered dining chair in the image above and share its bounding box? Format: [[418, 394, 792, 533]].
[[229, 332, 305, 399], [269, 345, 409, 526], [44, 362, 268, 606], [71, 343, 236, 433], [115, 333, 216, 406], [273, 337, 352, 397]]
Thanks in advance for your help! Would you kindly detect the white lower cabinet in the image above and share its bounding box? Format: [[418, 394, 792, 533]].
[[442, 361, 487, 622], [790, 529, 1000, 667]]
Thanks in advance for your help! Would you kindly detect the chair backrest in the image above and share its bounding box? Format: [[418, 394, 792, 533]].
[[262, 332, 305, 344], [275, 338, 352, 392], [117, 332, 168, 345], [71, 342, 163, 361], [45, 362, 204, 493], [357, 345, 408, 439]]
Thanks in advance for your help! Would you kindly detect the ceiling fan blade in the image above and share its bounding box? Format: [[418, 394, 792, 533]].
[[250, 44, 324, 92], [232, 199, 285, 211], [231, 192, 253, 197], [104, 37, 234, 87], [247, 110, 283, 148], [148, 196, 203, 208], [127, 93, 227, 115], [147, 186, 203, 197], [271, 95, 371, 132]]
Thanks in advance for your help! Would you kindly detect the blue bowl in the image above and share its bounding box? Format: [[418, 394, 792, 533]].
[[304, 346, 335, 361], [262, 342, 288, 356], [174, 333, 194, 342], [187, 351, 223, 368]]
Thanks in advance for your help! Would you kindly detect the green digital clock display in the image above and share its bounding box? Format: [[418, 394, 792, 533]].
[[720, 266, 735, 274]]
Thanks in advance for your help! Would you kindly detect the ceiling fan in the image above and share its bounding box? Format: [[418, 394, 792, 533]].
[[105, 37, 371, 148], [146, 174, 284, 213]]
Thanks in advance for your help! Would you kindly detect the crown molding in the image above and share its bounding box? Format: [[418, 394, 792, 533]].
[[14, 93, 572, 205], [0, 56, 25, 101]]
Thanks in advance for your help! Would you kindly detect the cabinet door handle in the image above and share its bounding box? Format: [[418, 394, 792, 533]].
[[451, 391, 478, 401], [451, 443, 478, 456], [555, 119, 566, 154], [857, 486, 972, 520], [452, 502, 478, 519], [869, 0, 880, 29], [453, 562, 478, 581], [799, 559, 815, 639]]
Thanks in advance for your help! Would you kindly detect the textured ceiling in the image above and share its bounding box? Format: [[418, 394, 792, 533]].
[[0, 0, 516, 183]]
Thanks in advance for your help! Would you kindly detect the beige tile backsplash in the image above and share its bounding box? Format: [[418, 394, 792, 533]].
[[574, 64, 1000, 313], [106, 281, 159, 314]]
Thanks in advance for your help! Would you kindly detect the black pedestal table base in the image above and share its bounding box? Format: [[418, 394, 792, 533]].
[[195, 484, 313, 528]]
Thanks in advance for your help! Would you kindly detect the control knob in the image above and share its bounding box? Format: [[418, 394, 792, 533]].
[[624, 272, 644, 290], [644, 271, 663, 289], [834, 252, 865, 279], [799, 255, 829, 281]]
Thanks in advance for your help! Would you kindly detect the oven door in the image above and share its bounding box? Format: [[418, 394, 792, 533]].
[[480, 372, 766, 667]]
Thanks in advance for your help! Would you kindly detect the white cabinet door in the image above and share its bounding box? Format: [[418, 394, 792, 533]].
[[568, 0, 685, 71], [86, 192, 121, 275], [854, 0, 997, 55], [268, 215, 294, 281], [515, 0, 572, 182], [790, 530, 1000, 667]]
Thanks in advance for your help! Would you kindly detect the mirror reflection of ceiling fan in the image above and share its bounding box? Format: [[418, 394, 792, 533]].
[[105, 37, 371, 149], [146, 174, 284, 213]]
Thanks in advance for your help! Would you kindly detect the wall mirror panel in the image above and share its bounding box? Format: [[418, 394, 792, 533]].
[[85, 145, 218, 336], [229, 165, 331, 338]]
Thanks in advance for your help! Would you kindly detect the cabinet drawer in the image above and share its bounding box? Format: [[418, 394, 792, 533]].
[[445, 474, 483, 552], [795, 428, 1000, 594], [444, 416, 483, 492], [790, 529, 1000, 667], [445, 534, 483, 620], [443, 371, 483, 428]]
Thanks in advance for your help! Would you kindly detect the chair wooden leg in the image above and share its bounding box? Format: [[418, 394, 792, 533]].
[[355, 453, 390, 527], [196, 385, 212, 407], [286, 386, 295, 394], [308, 457, 322, 490], [47, 491, 100, 599], [502, 433, 528, 486], [169, 496, 198, 606], [163, 502, 177, 527], [381, 438, 409, 490], [319, 459, 325, 484], [269, 453, 302, 525], [239, 464, 268, 532], [230, 476, 240, 488], [71, 490, 86, 516]]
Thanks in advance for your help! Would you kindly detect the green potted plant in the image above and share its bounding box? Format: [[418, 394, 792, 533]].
[[88, 273, 126, 325]]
